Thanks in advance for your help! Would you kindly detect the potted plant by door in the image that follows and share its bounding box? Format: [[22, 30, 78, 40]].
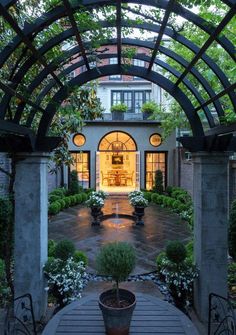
[[111, 103, 128, 120], [128, 191, 148, 225], [96, 242, 136, 335], [86, 194, 104, 225], [141, 100, 160, 120]]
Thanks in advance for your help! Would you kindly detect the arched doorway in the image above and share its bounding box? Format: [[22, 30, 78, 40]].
[[97, 131, 139, 193]]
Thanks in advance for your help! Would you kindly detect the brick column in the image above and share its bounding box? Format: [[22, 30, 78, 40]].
[[192, 152, 230, 322], [14, 152, 50, 321]]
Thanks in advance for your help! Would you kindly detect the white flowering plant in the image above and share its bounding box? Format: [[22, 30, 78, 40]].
[[128, 190, 143, 200], [91, 190, 109, 200], [44, 257, 86, 307], [86, 194, 104, 208], [157, 256, 198, 307], [129, 195, 148, 208]]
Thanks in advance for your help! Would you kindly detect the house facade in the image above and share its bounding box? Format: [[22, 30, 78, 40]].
[[66, 45, 176, 193]]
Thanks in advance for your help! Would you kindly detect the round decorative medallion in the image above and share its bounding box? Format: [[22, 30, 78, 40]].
[[73, 134, 86, 147], [150, 133, 162, 147]]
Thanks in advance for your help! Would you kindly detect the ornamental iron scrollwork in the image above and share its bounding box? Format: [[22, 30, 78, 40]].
[[208, 293, 236, 335], [4, 293, 37, 335]]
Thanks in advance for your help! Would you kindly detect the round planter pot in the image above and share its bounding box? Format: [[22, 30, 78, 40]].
[[99, 288, 136, 335]]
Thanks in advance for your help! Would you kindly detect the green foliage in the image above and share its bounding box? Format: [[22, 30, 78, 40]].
[[48, 202, 61, 215], [96, 241, 136, 305], [44, 256, 86, 307], [0, 197, 13, 256], [49, 194, 61, 203], [228, 262, 236, 286], [0, 259, 10, 306], [96, 242, 136, 285], [153, 170, 164, 194], [64, 197, 71, 208], [141, 100, 160, 114], [156, 251, 166, 269], [50, 188, 66, 197], [57, 199, 66, 210], [0, 196, 14, 296], [143, 191, 152, 202], [150, 186, 193, 229], [75, 194, 82, 204], [229, 200, 236, 260], [74, 250, 88, 266], [54, 239, 76, 261], [110, 103, 128, 113], [185, 240, 194, 263], [157, 241, 198, 308], [69, 170, 79, 195], [81, 193, 88, 202], [166, 241, 187, 264], [48, 239, 57, 257]]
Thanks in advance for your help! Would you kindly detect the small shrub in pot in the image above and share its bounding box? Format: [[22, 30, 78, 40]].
[[96, 241, 136, 335]]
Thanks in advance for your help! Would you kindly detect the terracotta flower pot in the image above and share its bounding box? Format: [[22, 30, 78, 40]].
[[99, 288, 136, 335]]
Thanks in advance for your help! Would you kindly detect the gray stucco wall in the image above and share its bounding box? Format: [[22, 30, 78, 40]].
[[68, 121, 176, 190]]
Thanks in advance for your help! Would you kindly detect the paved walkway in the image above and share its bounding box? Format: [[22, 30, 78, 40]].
[[42, 291, 199, 335], [49, 195, 192, 274]]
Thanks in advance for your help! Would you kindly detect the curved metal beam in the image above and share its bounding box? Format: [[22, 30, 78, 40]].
[[36, 64, 204, 140], [0, 0, 234, 138], [9, 34, 226, 127], [0, 0, 235, 70], [2, 20, 230, 121], [24, 52, 214, 128]]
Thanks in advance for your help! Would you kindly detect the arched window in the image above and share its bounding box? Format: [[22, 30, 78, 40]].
[[98, 132, 137, 151]]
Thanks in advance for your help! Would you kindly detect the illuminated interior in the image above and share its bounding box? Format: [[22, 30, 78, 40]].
[[145, 152, 166, 191], [98, 132, 138, 193]]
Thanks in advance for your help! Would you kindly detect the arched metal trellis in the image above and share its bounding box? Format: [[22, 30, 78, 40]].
[[0, 0, 235, 152]]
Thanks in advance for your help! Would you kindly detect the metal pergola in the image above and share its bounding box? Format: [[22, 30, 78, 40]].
[[0, 0, 235, 151]]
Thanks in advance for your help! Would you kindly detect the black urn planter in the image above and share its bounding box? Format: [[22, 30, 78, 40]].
[[90, 206, 103, 225], [134, 206, 145, 225], [99, 289, 136, 335]]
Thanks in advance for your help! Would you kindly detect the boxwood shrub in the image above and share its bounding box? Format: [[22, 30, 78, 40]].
[[48, 202, 61, 215], [49, 194, 61, 203], [81, 193, 88, 202], [75, 194, 82, 204]]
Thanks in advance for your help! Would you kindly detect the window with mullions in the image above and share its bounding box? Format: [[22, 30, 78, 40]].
[[70, 152, 90, 189], [111, 90, 151, 113], [133, 59, 145, 80], [109, 58, 121, 80], [145, 152, 167, 191]]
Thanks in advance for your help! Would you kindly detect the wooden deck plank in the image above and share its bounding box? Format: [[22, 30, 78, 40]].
[[59, 320, 183, 327], [42, 293, 199, 335], [62, 315, 180, 321]]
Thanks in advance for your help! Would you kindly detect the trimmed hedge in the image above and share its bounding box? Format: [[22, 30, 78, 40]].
[[148, 186, 193, 228], [48, 187, 89, 216]]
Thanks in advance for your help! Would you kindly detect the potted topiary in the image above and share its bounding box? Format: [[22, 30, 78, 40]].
[[141, 100, 160, 120], [111, 103, 128, 120], [96, 242, 136, 335]]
